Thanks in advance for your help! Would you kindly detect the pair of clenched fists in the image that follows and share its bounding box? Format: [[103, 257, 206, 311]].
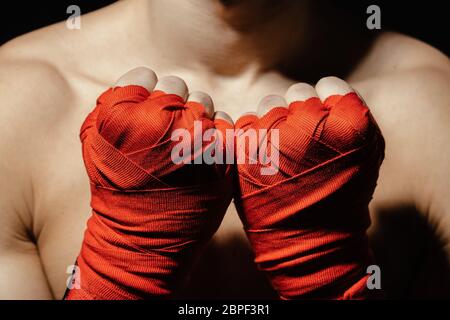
[[64, 67, 385, 300]]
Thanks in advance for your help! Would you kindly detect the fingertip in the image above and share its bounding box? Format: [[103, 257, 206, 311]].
[[114, 67, 158, 92], [154, 76, 189, 101], [187, 91, 215, 118], [213, 111, 234, 126], [315, 76, 355, 104], [257, 95, 287, 117], [285, 83, 318, 105]]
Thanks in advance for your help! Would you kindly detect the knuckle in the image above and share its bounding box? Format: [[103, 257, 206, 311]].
[[325, 107, 375, 150]]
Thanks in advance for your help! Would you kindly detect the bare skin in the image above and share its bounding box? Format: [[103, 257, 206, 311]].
[[0, 0, 449, 299]]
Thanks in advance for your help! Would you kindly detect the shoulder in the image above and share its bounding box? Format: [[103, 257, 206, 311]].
[[0, 1, 119, 90], [0, 6, 114, 140], [351, 32, 450, 220], [351, 32, 450, 125], [0, 40, 75, 147], [0, 37, 74, 298], [351, 32, 450, 79], [350, 32, 450, 108], [0, 27, 78, 226], [0, 1, 124, 208]]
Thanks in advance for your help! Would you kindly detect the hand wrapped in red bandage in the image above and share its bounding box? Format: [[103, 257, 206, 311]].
[[65, 68, 233, 300], [234, 77, 385, 299]]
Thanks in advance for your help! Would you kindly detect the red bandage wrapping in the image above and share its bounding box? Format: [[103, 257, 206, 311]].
[[235, 93, 385, 299], [65, 86, 232, 299]]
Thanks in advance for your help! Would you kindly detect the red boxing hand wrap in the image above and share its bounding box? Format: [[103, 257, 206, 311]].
[[235, 93, 385, 299], [65, 86, 232, 299]]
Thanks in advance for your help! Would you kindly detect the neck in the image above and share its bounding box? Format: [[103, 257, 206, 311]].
[[129, 0, 312, 75]]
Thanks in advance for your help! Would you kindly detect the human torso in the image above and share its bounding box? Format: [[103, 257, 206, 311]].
[[11, 9, 447, 299]]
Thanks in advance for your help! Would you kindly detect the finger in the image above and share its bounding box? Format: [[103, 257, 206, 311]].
[[257, 95, 288, 117], [114, 67, 158, 92], [154, 75, 189, 101], [315, 77, 371, 150], [285, 83, 318, 105], [286, 83, 328, 139], [315, 76, 355, 108], [213, 111, 234, 142], [213, 111, 234, 127], [187, 91, 215, 118], [96, 67, 156, 110]]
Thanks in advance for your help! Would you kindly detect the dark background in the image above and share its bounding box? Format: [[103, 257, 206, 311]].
[[0, 0, 449, 56]]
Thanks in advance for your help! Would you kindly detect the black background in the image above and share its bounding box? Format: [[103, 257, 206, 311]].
[[0, 0, 449, 56]]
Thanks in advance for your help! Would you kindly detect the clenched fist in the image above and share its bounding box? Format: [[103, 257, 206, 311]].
[[234, 77, 385, 299]]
